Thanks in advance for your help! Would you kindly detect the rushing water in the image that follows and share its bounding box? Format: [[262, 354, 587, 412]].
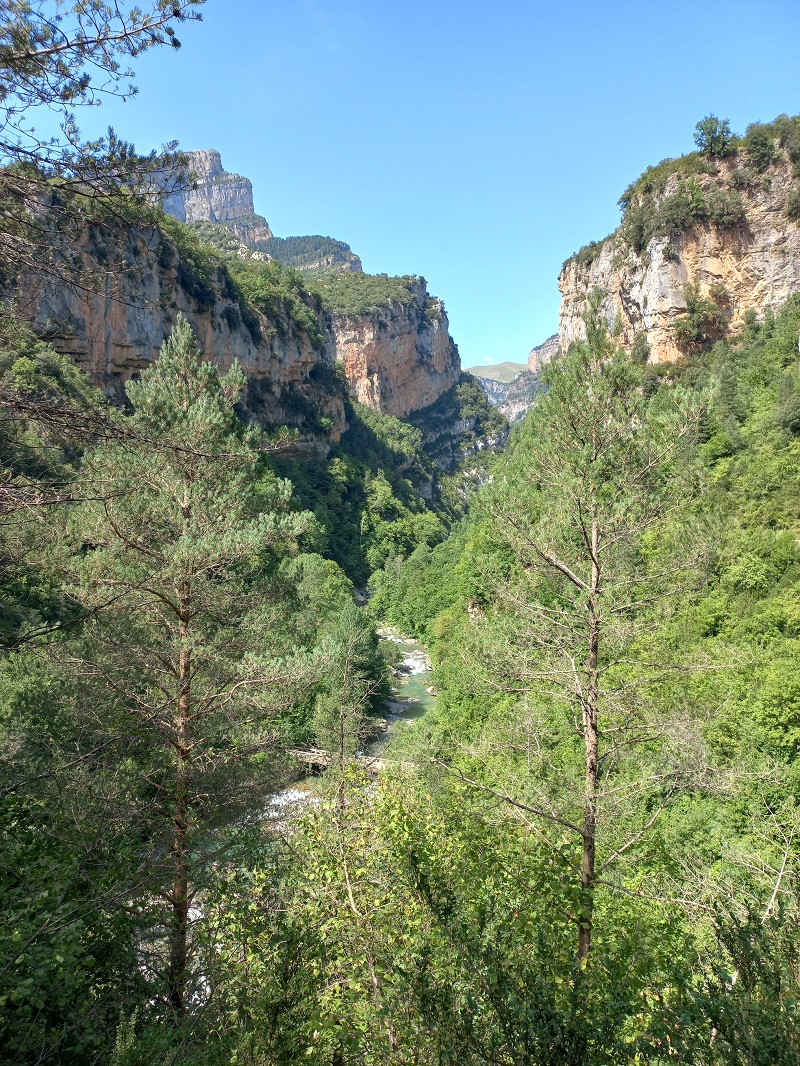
[[372, 629, 436, 755]]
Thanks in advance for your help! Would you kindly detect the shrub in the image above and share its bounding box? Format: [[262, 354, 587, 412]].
[[631, 332, 651, 363], [744, 123, 780, 171], [673, 283, 730, 353], [730, 165, 757, 190], [775, 392, 800, 435], [706, 187, 746, 227], [787, 187, 800, 223], [310, 273, 424, 315], [662, 243, 679, 261]]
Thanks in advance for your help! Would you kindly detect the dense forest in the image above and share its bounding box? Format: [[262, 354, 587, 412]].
[[6, 289, 800, 1063], [3, 4, 800, 1064]]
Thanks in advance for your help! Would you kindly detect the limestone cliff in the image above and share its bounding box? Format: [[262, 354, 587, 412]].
[[162, 149, 274, 246], [14, 222, 345, 443], [11, 222, 463, 438], [559, 155, 800, 361], [528, 333, 560, 373], [327, 280, 461, 419], [476, 369, 543, 423]]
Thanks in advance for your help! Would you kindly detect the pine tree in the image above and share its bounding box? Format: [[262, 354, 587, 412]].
[[65, 316, 313, 1015], [468, 298, 704, 963]]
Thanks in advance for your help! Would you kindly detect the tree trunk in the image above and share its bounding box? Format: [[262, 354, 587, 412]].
[[578, 518, 600, 964], [168, 608, 191, 1016]]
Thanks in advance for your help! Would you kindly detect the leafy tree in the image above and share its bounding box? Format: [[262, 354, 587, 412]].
[[694, 114, 735, 158]]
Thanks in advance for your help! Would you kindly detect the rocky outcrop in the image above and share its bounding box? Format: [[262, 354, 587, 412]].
[[407, 373, 509, 471], [14, 222, 345, 442], [328, 281, 461, 418], [476, 369, 543, 423], [11, 222, 465, 439], [304, 250, 363, 274], [528, 333, 560, 372], [559, 156, 800, 361], [162, 150, 273, 246]]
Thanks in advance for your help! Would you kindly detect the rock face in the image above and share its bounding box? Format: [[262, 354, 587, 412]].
[[476, 369, 543, 423], [528, 333, 560, 372], [407, 374, 509, 471], [328, 281, 461, 418], [559, 157, 800, 361], [162, 150, 273, 246], [16, 223, 345, 442], [12, 224, 463, 437]]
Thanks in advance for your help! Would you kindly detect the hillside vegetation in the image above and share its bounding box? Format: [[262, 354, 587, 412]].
[[564, 112, 800, 267], [252, 234, 361, 276], [366, 293, 800, 1060]]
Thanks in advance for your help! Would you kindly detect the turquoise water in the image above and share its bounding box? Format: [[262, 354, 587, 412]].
[[371, 636, 436, 754]]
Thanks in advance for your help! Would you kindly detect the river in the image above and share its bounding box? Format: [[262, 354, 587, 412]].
[[373, 627, 436, 754], [267, 627, 435, 816]]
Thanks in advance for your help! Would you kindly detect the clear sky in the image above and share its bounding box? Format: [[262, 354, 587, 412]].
[[61, 0, 800, 369]]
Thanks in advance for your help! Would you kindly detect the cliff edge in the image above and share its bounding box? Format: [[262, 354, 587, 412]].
[[559, 121, 800, 361]]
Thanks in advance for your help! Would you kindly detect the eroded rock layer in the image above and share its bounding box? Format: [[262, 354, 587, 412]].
[[15, 223, 344, 442], [162, 149, 273, 246]]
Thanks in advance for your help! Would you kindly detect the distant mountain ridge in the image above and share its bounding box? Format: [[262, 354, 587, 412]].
[[471, 361, 528, 383], [473, 335, 559, 423]]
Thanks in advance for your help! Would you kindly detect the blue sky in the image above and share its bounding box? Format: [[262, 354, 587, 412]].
[[61, 0, 800, 368]]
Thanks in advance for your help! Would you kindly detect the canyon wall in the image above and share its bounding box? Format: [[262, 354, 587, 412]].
[[559, 156, 800, 361], [162, 149, 274, 246], [528, 333, 560, 373], [15, 223, 345, 442], [328, 281, 461, 419], [13, 225, 463, 438]]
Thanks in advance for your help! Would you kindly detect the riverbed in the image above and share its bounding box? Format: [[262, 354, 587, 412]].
[[265, 628, 435, 818]]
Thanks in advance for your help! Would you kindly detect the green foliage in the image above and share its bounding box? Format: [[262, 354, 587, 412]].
[[674, 282, 731, 352], [270, 397, 444, 586], [159, 216, 324, 346], [743, 122, 781, 171], [706, 185, 747, 227], [694, 114, 736, 158], [252, 234, 359, 276], [618, 151, 715, 213], [564, 238, 608, 272], [310, 271, 425, 315], [158, 213, 223, 307], [227, 256, 324, 347], [620, 177, 746, 254]]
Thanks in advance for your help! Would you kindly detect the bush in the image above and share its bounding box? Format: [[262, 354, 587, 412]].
[[631, 332, 651, 363], [310, 273, 424, 315], [775, 392, 800, 434], [570, 239, 606, 270], [673, 283, 730, 353], [706, 187, 747, 227], [787, 187, 800, 223], [730, 165, 757, 190], [744, 122, 780, 171]]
